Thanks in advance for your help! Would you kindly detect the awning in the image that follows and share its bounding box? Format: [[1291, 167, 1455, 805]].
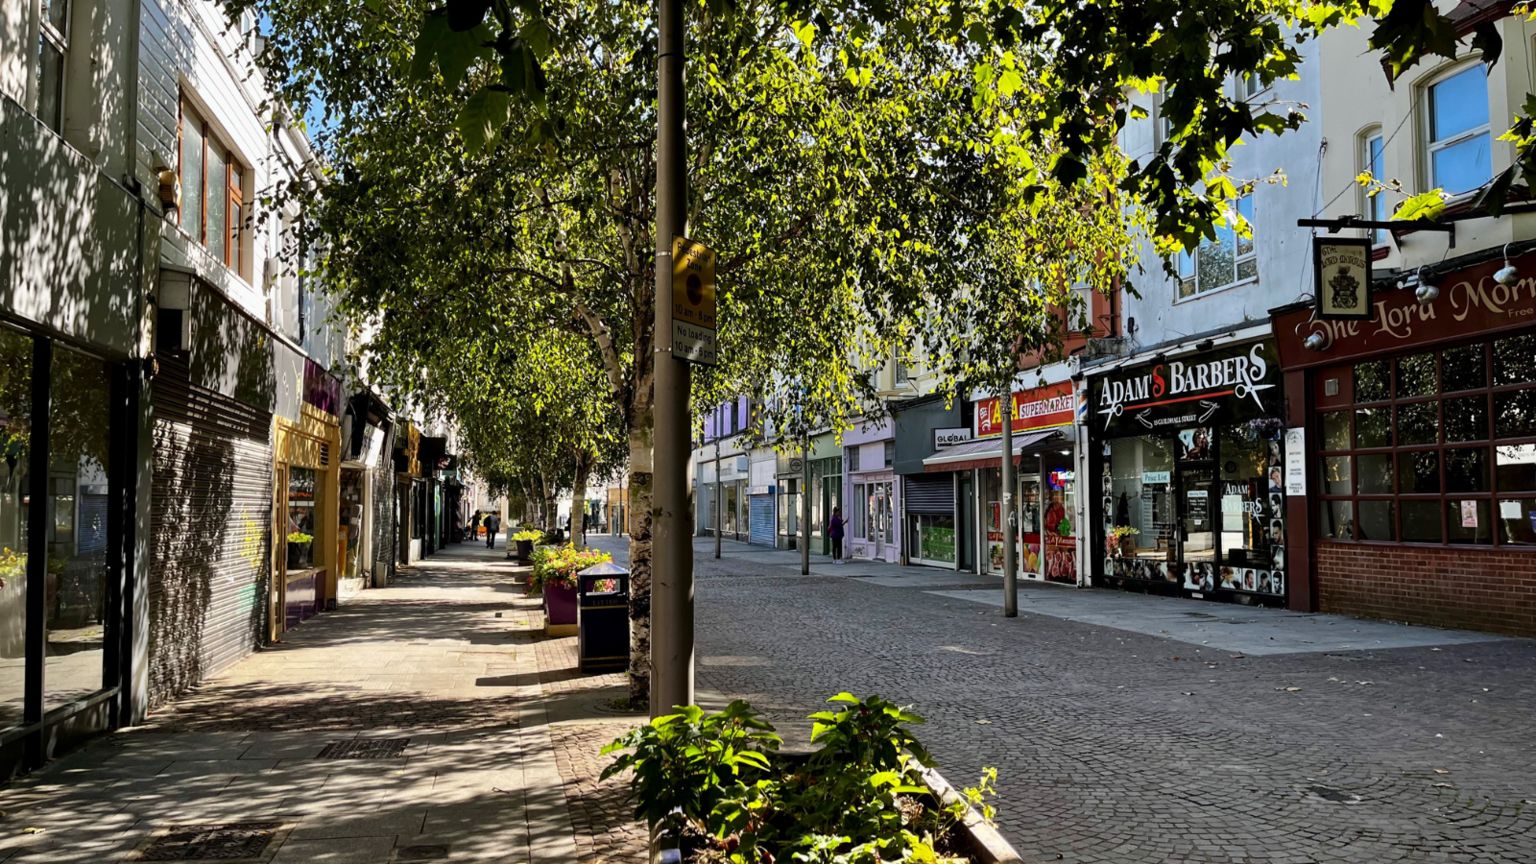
[[922, 428, 1066, 473]]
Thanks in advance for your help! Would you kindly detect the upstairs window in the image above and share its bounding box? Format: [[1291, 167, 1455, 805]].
[[37, 0, 69, 132], [1425, 64, 1491, 195], [179, 99, 248, 276], [1176, 195, 1256, 299], [1360, 128, 1387, 247]]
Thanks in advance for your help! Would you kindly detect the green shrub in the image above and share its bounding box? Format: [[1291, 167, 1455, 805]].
[[531, 544, 612, 590], [602, 693, 996, 863], [511, 528, 543, 543]]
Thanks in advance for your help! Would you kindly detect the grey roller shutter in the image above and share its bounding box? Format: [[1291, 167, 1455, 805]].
[[904, 475, 954, 515], [148, 355, 273, 708], [749, 495, 775, 546]]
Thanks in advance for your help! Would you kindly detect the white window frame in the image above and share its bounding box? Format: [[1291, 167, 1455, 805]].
[[1175, 194, 1257, 300], [1359, 127, 1387, 247], [1422, 61, 1492, 194], [1232, 72, 1262, 103], [36, 0, 71, 132]]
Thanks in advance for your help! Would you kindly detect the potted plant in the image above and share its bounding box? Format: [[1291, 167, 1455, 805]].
[[539, 545, 612, 636], [286, 531, 314, 570], [1109, 525, 1138, 557], [511, 528, 542, 563], [602, 693, 1012, 863]]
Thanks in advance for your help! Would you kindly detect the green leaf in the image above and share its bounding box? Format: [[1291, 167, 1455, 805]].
[[456, 86, 511, 152], [1392, 190, 1446, 223], [409, 12, 450, 81]]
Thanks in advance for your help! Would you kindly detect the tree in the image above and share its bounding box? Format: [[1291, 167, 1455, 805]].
[[237, 0, 1147, 703]]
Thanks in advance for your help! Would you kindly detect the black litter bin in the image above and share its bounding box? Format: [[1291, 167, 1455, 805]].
[[577, 561, 630, 673]]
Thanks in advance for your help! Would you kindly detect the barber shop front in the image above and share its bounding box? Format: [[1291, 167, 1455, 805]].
[[1088, 338, 1289, 605]]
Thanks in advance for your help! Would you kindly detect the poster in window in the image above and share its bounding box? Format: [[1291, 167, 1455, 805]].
[[1177, 427, 1214, 461], [1313, 236, 1373, 320]]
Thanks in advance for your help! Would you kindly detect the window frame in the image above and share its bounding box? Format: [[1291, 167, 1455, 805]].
[[1359, 127, 1388, 247], [1422, 61, 1492, 195], [177, 96, 249, 277], [36, 0, 71, 132], [1175, 194, 1257, 300], [1315, 334, 1536, 549]]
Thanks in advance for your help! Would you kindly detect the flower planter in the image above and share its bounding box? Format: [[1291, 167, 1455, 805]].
[[544, 581, 578, 636], [651, 757, 1024, 864], [286, 542, 313, 571]]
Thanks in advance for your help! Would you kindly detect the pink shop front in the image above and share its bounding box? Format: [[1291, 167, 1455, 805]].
[[842, 418, 900, 563]]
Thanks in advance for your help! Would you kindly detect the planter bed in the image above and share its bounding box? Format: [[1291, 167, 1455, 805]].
[[604, 694, 1020, 864]]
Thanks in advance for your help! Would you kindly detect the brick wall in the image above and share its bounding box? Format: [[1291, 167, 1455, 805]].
[[1316, 543, 1536, 636]]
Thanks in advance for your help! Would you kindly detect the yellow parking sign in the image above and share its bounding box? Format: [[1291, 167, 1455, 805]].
[[671, 236, 717, 364]]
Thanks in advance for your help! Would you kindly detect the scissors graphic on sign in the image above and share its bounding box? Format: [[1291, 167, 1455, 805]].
[[1235, 381, 1275, 411]]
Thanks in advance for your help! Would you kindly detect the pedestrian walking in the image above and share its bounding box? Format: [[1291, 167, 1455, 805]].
[[485, 512, 501, 548], [828, 507, 845, 563]]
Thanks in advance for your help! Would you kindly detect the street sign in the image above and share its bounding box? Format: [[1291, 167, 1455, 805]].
[[671, 236, 717, 364]]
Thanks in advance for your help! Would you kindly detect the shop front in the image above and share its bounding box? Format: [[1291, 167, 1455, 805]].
[[393, 423, 423, 564], [843, 418, 899, 563], [891, 393, 969, 569], [273, 359, 343, 636], [748, 454, 776, 547], [1271, 250, 1536, 634], [1088, 338, 1288, 605], [928, 380, 1079, 583], [0, 325, 138, 774]]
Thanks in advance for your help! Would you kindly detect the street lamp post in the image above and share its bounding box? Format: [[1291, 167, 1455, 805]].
[[650, 0, 694, 717], [801, 440, 811, 575], [1001, 391, 1018, 617]]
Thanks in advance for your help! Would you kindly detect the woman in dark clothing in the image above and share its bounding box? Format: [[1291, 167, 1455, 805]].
[[828, 507, 846, 563]]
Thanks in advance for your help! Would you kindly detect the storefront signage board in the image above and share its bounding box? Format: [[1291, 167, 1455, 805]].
[[1274, 250, 1536, 368], [1283, 427, 1306, 496], [671, 236, 717, 365], [933, 427, 972, 449], [1089, 341, 1281, 437], [975, 381, 1075, 438], [1313, 236, 1373, 319]]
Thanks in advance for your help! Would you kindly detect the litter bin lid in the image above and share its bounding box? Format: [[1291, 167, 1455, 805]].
[[578, 561, 629, 577]]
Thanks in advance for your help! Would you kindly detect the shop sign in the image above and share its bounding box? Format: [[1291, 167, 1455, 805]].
[[1313, 237, 1373, 319], [671, 236, 717, 365], [303, 358, 342, 416], [1090, 341, 1280, 436], [933, 427, 972, 449], [974, 381, 1075, 438], [1275, 250, 1536, 368]]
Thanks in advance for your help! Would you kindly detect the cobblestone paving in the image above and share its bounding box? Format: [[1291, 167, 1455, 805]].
[[679, 547, 1536, 864]]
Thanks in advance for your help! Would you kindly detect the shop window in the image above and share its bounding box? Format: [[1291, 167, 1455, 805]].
[[0, 328, 33, 732], [1317, 335, 1536, 547], [46, 345, 110, 711], [1176, 195, 1257, 299], [179, 98, 248, 277], [1424, 63, 1491, 195]]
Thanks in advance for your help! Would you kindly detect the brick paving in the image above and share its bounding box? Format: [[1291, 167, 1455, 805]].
[[0, 541, 649, 864], [606, 536, 1536, 864]]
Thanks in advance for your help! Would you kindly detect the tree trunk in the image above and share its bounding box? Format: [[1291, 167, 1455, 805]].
[[571, 455, 590, 549], [626, 421, 654, 707]]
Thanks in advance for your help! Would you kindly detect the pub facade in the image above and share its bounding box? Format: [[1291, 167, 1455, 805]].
[[1271, 249, 1536, 636]]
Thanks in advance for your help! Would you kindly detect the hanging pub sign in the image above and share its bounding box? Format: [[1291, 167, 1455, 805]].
[[1313, 236, 1373, 320], [1089, 340, 1281, 437]]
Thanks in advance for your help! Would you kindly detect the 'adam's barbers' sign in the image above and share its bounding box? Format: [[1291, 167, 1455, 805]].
[[1090, 341, 1281, 436]]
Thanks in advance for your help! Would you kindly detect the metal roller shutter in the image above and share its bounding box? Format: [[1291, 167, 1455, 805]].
[[748, 495, 775, 546], [904, 475, 955, 514], [148, 355, 273, 708]]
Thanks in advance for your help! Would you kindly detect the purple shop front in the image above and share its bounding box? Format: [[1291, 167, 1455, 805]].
[[841, 417, 901, 564]]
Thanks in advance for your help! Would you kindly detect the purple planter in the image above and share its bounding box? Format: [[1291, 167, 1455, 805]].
[[544, 581, 578, 626]]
